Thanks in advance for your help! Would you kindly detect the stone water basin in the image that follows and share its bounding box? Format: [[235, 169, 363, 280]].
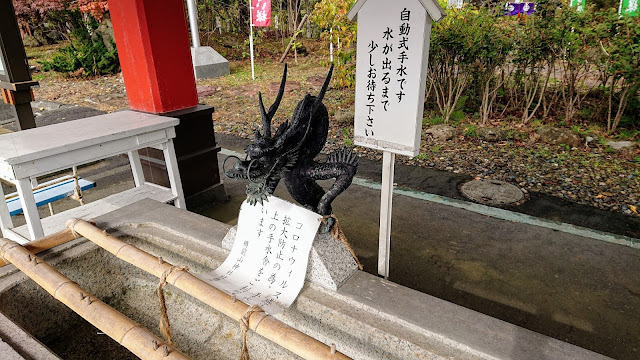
[[0, 228, 297, 359], [0, 200, 611, 360]]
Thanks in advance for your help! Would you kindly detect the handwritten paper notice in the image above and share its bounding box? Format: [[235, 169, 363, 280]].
[[203, 196, 321, 314]]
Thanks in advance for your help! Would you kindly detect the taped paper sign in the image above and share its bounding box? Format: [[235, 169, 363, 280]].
[[203, 196, 321, 314]]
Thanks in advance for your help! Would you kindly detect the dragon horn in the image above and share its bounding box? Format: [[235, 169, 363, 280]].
[[258, 64, 288, 138], [258, 92, 271, 138], [268, 64, 287, 120], [315, 64, 334, 106]]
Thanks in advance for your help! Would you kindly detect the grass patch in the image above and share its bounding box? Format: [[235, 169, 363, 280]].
[[463, 124, 477, 137], [342, 127, 353, 147], [423, 115, 444, 126]]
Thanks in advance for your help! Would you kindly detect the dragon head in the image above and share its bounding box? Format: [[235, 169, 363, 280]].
[[222, 63, 289, 186], [223, 64, 334, 206]]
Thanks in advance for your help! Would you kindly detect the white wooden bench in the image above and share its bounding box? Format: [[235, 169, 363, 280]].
[[0, 110, 185, 243]]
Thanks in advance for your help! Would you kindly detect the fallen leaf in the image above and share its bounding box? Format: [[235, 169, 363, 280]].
[[630, 205, 638, 215]]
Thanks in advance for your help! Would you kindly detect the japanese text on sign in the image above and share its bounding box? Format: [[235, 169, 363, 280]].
[[202, 196, 321, 314], [353, 0, 431, 157]]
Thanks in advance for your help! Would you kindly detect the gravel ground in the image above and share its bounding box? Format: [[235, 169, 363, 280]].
[[29, 57, 640, 219], [214, 117, 640, 217], [34, 73, 128, 113]]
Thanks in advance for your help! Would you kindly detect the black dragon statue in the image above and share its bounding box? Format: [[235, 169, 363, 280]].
[[224, 64, 358, 232]]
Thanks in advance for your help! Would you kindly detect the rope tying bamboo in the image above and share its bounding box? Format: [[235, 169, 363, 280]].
[[157, 265, 189, 346], [239, 305, 264, 360], [67, 218, 83, 239], [70, 166, 85, 206], [322, 215, 363, 270]]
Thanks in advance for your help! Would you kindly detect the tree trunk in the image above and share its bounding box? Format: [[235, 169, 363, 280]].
[[287, 0, 301, 36]]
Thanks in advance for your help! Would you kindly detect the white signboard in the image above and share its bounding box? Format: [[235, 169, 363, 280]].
[[353, 0, 432, 157], [0, 57, 5, 75], [203, 196, 321, 314]]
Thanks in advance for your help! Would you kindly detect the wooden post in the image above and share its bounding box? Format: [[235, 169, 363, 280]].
[[378, 151, 395, 278], [278, 15, 309, 63], [0, 0, 38, 130], [109, 0, 198, 113]]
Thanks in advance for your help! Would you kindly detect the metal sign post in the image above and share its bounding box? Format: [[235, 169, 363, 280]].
[[249, 0, 256, 80], [248, 0, 271, 79], [186, 0, 201, 48], [348, 0, 445, 279]]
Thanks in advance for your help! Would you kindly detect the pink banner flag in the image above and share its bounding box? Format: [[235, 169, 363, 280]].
[[252, 0, 271, 27]]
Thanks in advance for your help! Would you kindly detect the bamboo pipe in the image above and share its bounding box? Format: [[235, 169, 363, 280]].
[[67, 218, 351, 360], [0, 222, 96, 268], [0, 238, 191, 360]]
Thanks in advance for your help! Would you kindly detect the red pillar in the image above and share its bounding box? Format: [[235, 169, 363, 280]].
[[109, 0, 198, 113], [109, 0, 226, 207]]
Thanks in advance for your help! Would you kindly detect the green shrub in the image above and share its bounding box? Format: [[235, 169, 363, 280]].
[[311, 1, 640, 134], [428, 4, 481, 124], [594, 9, 640, 133], [311, 0, 357, 88], [41, 16, 119, 77], [469, 9, 514, 125], [450, 109, 466, 124]]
